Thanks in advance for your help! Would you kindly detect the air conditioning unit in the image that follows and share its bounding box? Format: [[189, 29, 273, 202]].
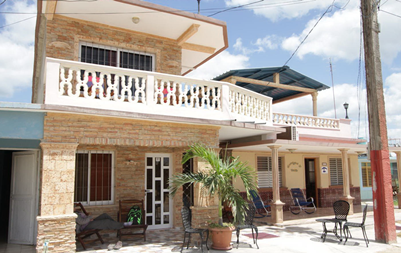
[[291, 126, 299, 141]]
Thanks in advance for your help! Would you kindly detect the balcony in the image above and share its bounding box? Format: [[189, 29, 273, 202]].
[[43, 58, 351, 138]]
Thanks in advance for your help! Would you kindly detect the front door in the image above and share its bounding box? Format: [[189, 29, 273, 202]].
[[8, 151, 39, 244], [145, 154, 172, 229], [304, 158, 317, 206]]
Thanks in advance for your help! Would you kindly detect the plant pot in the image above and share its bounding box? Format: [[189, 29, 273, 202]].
[[209, 226, 235, 250]]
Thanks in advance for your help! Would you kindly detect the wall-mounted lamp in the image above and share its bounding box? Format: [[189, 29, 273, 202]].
[[287, 148, 297, 153], [343, 102, 349, 119], [132, 17, 140, 24]]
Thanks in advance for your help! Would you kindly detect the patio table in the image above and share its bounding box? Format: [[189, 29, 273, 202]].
[[316, 218, 346, 242]]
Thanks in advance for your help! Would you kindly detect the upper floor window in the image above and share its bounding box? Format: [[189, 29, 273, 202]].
[[80, 42, 154, 71], [74, 150, 114, 205], [329, 158, 343, 186], [257, 156, 283, 188]]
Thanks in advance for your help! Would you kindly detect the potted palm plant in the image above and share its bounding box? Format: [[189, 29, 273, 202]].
[[169, 143, 257, 250]]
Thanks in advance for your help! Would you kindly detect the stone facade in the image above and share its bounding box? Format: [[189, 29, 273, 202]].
[[38, 112, 220, 251], [46, 15, 182, 76], [36, 215, 76, 253]]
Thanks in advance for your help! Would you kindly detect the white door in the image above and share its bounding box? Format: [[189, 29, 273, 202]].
[[145, 154, 172, 229], [8, 151, 39, 245]]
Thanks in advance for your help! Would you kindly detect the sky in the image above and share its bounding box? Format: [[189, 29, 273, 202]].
[[1, 0, 401, 142]]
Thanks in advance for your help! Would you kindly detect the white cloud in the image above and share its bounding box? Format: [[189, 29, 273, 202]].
[[187, 51, 249, 80], [281, 7, 360, 61], [0, 0, 36, 99], [233, 36, 281, 55], [280, 2, 401, 64], [225, 0, 353, 22]]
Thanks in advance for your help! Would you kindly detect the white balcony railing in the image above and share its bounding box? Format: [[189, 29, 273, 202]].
[[44, 58, 273, 124], [272, 112, 340, 129]]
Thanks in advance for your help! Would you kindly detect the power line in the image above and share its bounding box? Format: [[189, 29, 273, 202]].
[[380, 9, 401, 19], [282, 0, 336, 66], [0, 16, 36, 29], [208, 0, 265, 17], [0, 0, 6, 6]]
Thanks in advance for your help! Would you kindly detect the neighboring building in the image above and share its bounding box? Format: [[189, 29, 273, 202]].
[[359, 153, 399, 201], [0, 0, 368, 252]]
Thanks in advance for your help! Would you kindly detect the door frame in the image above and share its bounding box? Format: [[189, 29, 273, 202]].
[[144, 153, 173, 230], [304, 157, 318, 207], [8, 150, 40, 245]]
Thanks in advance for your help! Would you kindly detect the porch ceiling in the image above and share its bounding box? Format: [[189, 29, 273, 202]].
[[42, 0, 228, 75], [225, 139, 368, 154]]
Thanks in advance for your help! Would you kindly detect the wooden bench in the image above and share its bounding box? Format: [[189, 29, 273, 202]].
[[117, 199, 148, 241]]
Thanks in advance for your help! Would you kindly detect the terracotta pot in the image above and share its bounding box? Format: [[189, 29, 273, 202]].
[[209, 226, 235, 250]]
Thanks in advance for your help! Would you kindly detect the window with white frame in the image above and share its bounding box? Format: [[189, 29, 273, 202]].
[[257, 156, 282, 188], [80, 42, 154, 71], [329, 158, 343, 186], [74, 151, 114, 205]]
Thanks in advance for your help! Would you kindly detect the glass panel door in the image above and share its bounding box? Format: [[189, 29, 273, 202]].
[[145, 154, 172, 229]]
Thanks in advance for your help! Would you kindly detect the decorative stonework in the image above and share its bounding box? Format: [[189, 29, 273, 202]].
[[191, 206, 219, 228], [36, 214, 77, 253]]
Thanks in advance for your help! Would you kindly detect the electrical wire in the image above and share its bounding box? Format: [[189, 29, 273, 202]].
[[380, 9, 401, 19], [282, 0, 336, 66], [0, 0, 6, 6], [208, 0, 265, 17], [0, 15, 36, 29]]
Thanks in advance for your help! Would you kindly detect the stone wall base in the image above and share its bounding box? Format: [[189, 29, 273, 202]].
[[191, 206, 219, 228], [36, 214, 77, 253]]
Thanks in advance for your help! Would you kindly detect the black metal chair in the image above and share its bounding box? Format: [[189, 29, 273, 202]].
[[317, 200, 350, 242], [343, 204, 369, 247], [289, 188, 316, 214], [180, 206, 209, 252], [236, 203, 259, 249]]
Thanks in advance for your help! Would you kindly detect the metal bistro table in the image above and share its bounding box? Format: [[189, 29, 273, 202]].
[[316, 218, 347, 242]]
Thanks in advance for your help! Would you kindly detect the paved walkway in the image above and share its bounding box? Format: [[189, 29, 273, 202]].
[[1, 207, 401, 253]]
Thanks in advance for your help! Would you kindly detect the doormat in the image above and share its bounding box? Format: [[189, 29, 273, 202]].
[[244, 232, 278, 239]]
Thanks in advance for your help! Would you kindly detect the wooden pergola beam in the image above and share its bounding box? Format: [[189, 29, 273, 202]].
[[45, 0, 57, 20], [177, 24, 200, 46], [231, 75, 316, 93], [181, 43, 215, 54]]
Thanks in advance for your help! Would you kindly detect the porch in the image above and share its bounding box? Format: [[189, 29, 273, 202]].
[[3, 205, 398, 253]]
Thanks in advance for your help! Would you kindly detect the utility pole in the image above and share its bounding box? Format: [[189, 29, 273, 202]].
[[360, 0, 396, 243]]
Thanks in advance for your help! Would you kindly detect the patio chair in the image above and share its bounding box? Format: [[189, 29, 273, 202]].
[[317, 200, 350, 242], [249, 190, 271, 218], [117, 199, 148, 241], [74, 202, 104, 250], [236, 203, 259, 249], [343, 204, 369, 247], [181, 206, 209, 253], [289, 188, 316, 215]]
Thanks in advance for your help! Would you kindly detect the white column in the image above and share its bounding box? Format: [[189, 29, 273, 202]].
[[268, 145, 285, 225], [339, 148, 354, 214], [312, 92, 318, 116]]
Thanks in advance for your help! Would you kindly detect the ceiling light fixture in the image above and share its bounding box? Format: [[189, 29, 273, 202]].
[[132, 17, 140, 24]]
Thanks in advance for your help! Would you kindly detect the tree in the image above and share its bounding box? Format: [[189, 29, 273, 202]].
[[169, 143, 257, 225]]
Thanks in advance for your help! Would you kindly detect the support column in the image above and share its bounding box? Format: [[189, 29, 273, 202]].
[[395, 151, 401, 209], [339, 148, 354, 214], [268, 145, 284, 225], [37, 143, 78, 253], [312, 92, 318, 116], [190, 157, 219, 228]]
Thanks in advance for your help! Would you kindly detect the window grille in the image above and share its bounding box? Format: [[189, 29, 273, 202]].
[[329, 158, 343, 186], [256, 156, 282, 188], [74, 151, 114, 205]]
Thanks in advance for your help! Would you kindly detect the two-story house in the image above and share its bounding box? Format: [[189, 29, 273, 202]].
[[0, 0, 368, 252]]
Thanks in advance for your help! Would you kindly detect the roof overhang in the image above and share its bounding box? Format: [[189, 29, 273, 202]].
[[40, 0, 228, 75]]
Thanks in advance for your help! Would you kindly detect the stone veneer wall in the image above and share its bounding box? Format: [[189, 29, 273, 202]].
[[37, 143, 78, 252], [39, 112, 220, 251], [37, 215, 76, 252], [45, 15, 182, 76]]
